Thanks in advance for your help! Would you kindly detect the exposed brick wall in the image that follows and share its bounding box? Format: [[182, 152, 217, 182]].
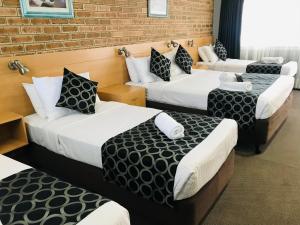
[[0, 0, 213, 57]]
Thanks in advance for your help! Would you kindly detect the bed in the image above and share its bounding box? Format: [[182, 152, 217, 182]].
[[197, 59, 298, 76], [24, 101, 237, 225], [0, 154, 130, 225], [127, 69, 294, 151]]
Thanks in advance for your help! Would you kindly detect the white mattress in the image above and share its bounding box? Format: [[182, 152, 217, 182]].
[[0, 155, 130, 225], [127, 69, 294, 120], [25, 101, 238, 201], [197, 59, 298, 76]]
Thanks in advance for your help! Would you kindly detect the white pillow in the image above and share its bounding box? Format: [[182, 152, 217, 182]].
[[204, 45, 219, 63], [164, 48, 184, 77], [125, 57, 140, 83], [198, 47, 210, 62], [22, 83, 47, 119], [131, 56, 162, 83], [33, 72, 97, 121], [33, 76, 71, 121]]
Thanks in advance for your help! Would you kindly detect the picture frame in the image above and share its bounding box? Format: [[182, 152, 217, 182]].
[[148, 0, 168, 18], [20, 0, 74, 18]]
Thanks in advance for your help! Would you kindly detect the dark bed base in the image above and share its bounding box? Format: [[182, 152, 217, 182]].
[[147, 93, 293, 153], [26, 143, 235, 225]]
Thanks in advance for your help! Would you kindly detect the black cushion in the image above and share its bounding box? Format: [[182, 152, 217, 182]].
[[56, 68, 98, 114], [214, 40, 227, 61], [150, 48, 171, 81], [175, 45, 193, 74]]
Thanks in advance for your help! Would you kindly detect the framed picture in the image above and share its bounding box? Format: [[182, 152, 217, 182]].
[[148, 0, 168, 18], [20, 0, 74, 18]]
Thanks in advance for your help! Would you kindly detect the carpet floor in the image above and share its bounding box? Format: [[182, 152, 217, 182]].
[[202, 90, 300, 225]]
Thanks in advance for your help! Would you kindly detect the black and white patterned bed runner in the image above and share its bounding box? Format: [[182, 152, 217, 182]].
[[246, 61, 282, 74], [0, 168, 110, 225], [208, 73, 280, 130], [102, 111, 222, 208]]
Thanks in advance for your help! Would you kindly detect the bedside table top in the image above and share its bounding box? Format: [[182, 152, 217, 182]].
[[192, 64, 209, 70], [0, 112, 23, 125], [99, 84, 145, 94]]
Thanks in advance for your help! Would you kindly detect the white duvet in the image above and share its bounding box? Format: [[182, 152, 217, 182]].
[[0, 155, 130, 225], [127, 69, 294, 120], [197, 59, 298, 76], [25, 101, 237, 201]]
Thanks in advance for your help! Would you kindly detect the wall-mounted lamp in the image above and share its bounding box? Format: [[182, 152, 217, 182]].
[[167, 40, 179, 48], [188, 40, 194, 47], [171, 40, 179, 48], [8, 60, 29, 75], [118, 47, 130, 57]]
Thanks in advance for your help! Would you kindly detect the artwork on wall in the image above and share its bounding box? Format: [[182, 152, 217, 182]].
[[148, 0, 168, 18], [20, 0, 74, 18]]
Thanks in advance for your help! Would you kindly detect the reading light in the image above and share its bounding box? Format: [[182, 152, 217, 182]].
[[118, 47, 130, 57], [8, 60, 29, 75], [188, 40, 194, 47], [171, 40, 179, 47]]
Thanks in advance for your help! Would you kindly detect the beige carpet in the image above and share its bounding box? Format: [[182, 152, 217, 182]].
[[203, 90, 300, 225]]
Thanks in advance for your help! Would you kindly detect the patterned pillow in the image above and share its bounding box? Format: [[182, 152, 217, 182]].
[[214, 40, 227, 61], [56, 68, 98, 114], [175, 45, 193, 74], [150, 48, 171, 81]]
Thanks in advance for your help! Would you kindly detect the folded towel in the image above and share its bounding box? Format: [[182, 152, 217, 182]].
[[219, 72, 236, 82], [261, 57, 284, 64], [155, 112, 185, 139], [219, 81, 252, 92]]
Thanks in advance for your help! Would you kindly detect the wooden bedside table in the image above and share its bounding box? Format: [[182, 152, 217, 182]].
[[0, 112, 28, 154], [193, 64, 209, 70], [98, 84, 146, 107]]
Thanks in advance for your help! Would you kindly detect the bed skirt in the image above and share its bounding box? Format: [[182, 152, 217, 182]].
[[147, 92, 293, 153], [26, 143, 235, 225]]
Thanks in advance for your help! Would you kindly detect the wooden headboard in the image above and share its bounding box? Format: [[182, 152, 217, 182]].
[[0, 36, 212, 116]]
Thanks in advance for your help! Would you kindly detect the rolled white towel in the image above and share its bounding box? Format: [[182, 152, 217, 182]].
[[219, 72, 236, 82], [154, 112, 185, 139], [219, 81, 253, 92], [261, 57, 284, 64]]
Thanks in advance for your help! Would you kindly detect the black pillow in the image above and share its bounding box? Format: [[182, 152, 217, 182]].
[[214, 40, 227, 61], [150, 48, 171, 81], [235, 74, 244, 82], [56, 68, 98, 114], [175, 45, 193, 74]]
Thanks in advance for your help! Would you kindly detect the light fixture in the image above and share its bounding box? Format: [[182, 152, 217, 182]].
[[170, 40, 179, 48], [188, 40, 194, 47], [8, 60, 29, 75], [118, 47, 130, 57]]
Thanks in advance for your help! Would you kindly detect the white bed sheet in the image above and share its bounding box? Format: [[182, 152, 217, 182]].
[[197, 59, 298, 76], [25, 101, 237, 200], [127, 69, 294, 120], [0, 155, 130, 225]]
